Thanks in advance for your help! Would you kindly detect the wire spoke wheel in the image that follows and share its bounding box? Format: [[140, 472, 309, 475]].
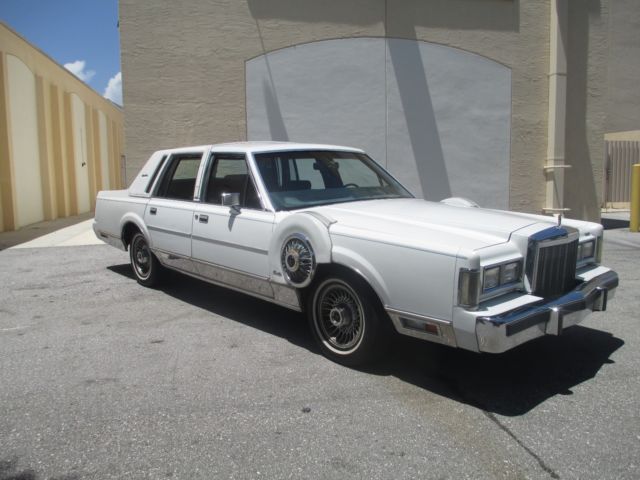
[[313, 279, 366, 353], [131, 235, 151, 279], [129, 232, 161, 286]]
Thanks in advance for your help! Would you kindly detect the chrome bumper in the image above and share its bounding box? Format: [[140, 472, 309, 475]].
[[476, 270, 619, 353]]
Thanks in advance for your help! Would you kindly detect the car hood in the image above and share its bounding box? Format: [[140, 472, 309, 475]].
[[308, 198, 543, 253]]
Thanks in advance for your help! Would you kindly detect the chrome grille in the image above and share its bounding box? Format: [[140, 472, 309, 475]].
[[527, 228, 579, 298]]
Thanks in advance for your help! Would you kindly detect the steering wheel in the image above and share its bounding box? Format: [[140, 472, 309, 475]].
[[343, 183, 359, 188]]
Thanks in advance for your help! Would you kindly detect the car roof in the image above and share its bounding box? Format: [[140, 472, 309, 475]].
[[159, 141, 365, 155]]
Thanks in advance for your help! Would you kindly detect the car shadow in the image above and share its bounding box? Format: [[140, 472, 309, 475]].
[[108, 264, 624, 416], [373, 327, 622, 416]]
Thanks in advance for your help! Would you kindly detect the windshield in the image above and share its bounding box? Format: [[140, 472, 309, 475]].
[[253, 150, 413, 211]]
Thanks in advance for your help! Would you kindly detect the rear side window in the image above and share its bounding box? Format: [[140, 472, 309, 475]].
[[155, 154, 203, 200]]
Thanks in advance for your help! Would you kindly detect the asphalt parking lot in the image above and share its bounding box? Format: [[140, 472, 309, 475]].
[[1, 228, 639, 479]]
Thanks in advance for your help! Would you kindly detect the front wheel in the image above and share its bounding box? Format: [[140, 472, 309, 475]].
[[129, 232, 162, 287], [307, 275, 387, 367]]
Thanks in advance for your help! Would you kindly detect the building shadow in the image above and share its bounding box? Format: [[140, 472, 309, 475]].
[[108, 264, 623, 416], [602, 217, 630, 230], [0, 212, 93, 251], [387, 37, 451, 199], [564, 0, 603, 221]]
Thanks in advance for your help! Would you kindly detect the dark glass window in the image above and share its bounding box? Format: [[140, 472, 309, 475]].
[[203, 154, 261, 210], [155, 154, 203, 200], [254, 150, 412, 210]]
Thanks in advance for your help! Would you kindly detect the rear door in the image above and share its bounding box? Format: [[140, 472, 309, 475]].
[[145, 151, 206, 262]]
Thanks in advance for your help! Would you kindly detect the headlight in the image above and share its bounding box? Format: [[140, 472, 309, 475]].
[[502, 261, 521, 283], [577, 239, 596, 263], [484, 266, 500, 290], [482, 260, 522, 293]]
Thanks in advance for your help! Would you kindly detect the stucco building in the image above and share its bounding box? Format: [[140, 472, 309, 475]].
[[0, 23, 124, 233], [119, 0, 640, 221]]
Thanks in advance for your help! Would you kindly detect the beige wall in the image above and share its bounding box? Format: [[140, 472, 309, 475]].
[[606, 0, 640, 134], [98, 111, 111, 190], [70, 93, 90, 213], [0, 23, 124, 232], [564, 1, 609, 220], [6, 54, 44, 227], [120, 0, 611, 220]]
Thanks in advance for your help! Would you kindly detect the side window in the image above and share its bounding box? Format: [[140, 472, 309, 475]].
[[156, 154, 203, 200], [203, 155, 262, 210]]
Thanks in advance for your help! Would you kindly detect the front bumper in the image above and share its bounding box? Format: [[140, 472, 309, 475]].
[[476, 270, 618, 353]]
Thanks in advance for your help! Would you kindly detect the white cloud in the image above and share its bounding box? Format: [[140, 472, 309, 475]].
[[64, 60, 96, 83], [103, 72, 122, 106]]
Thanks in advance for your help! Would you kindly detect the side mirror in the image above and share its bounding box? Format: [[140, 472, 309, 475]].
[[221, 192, 241, 214]]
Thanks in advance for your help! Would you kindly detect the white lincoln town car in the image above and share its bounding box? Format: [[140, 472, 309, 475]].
[[94, 142, 618, 366]]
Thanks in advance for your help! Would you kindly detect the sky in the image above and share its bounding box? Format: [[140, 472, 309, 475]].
[[0, 0, 122, 105]]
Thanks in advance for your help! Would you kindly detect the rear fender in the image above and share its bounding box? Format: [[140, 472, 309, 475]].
[[120, 213, 151, 249]]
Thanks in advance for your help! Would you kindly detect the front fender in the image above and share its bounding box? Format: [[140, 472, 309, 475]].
[[331, 245, 391, 307]]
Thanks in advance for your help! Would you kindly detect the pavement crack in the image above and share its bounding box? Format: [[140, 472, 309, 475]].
[[483, 411, 560, 479]]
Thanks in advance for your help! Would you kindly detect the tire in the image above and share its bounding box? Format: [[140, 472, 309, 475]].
[[307, 273, 387, 367], [129, 232, 162, 287]]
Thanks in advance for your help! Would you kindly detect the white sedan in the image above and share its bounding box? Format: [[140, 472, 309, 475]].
[[94, 142, 618, 366]]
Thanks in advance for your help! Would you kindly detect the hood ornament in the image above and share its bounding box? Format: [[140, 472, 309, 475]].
[[556, 213, 563, 228]]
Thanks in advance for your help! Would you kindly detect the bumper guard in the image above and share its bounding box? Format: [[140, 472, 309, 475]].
[[476, 270, 618, 353]]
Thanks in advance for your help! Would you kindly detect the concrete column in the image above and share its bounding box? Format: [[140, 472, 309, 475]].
[[35, 75, 55, 220], [63, 92, 78, 215], [91, 108, 103, 195], [49, 83, 68, 218], [0, 52, 16, 231], [544, 0, 571, 214], [84, 103, 97, 211]]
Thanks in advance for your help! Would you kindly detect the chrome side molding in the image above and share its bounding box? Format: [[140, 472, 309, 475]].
[[152, 248, 302, 311]]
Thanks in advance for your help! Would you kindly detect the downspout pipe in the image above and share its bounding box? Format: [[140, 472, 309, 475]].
[[544, 0, 571, 214]]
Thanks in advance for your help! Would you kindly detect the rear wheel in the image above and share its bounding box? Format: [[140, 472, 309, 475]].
[[308, 274, 387, 366], [129, 232, 162, 287]]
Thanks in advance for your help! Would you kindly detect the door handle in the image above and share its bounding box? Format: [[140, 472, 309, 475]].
[[150, 207, 157, 215], [199, 214, 209, 224]]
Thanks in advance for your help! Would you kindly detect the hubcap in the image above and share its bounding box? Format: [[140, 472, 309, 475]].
[[281, 236, 315, 287], [136, 250, 148, 265], [285, 251, 300, 271], [329, 307, 351, 328]]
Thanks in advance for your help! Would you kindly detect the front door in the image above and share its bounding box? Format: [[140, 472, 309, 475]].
[[191, 153, 275, 296]]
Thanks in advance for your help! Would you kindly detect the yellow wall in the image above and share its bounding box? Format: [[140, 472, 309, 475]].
[[98, 111, 110, 190], [70, 93, 90, 213], [0, 22, 124, 232], [6, 54, 44, 227]]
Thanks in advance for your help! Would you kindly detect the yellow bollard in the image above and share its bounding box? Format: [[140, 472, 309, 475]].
[[631, 164, 640, 232]]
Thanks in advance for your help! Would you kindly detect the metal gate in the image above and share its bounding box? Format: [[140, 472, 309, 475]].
[[604, 140, 640, 208]]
